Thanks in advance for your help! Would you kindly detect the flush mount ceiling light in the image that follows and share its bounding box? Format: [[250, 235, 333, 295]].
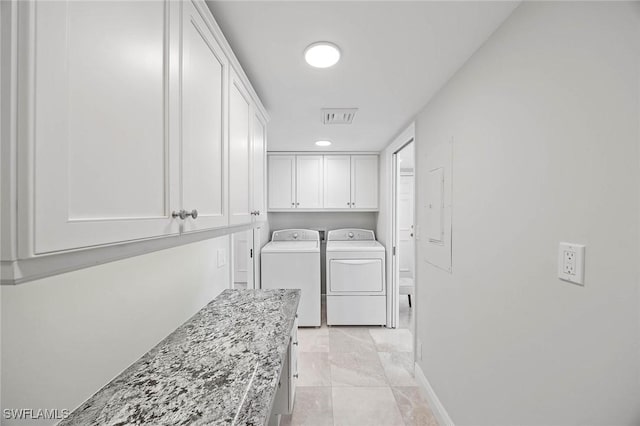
[[315, 140, 332, 147], [304, 42, 341, 68]]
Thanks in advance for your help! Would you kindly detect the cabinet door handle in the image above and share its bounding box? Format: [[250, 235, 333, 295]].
[[186, 209, 198, 219]]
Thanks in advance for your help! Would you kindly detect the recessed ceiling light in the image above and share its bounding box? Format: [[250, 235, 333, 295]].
[[315, 140, 332, 147], [304, 42, 341, 68]]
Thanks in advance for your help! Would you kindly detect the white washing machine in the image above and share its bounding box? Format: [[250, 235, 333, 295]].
[[326, 229, 386, 326], [261, 229, 321, 327]]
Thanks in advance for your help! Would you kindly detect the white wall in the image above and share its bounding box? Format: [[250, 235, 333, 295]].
[[268, 212, 377, 235], [1, 236, 230, 426], [412, 2, 640, 425]]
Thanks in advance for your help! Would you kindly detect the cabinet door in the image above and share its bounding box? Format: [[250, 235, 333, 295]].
[[296, 156, 323, 209], [268, 156, 295, 209], [31, 0, 179, 254], [351, 155, 379, 210], [251, 112, 267, 220], [228, 68, 252, 225], [323, 156, 352, 209], [181, 0, 228, 232]]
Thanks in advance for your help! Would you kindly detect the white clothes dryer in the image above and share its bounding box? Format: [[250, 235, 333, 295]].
[[326, 229, 386, 326]]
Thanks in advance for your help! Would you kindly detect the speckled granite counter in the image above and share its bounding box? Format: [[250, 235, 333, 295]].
[[59, 289, 300, 426]]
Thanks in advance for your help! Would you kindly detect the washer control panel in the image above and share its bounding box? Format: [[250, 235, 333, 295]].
[[271, 229, 320, 242], [327, 229, 376, 241]]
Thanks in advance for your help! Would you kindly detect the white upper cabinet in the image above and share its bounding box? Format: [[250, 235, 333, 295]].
[[228, 68, 252, 225], [251, 112, 267, 220], [268, 154, 378, 212], [268, 155, 296, 209], [324, 156, 352, 208], [296, 156, 324, 209], [31, 0, 180, 254], [350, 155, 379, 209], [6, 0, 268, 264], [181, 0, 228, 232]]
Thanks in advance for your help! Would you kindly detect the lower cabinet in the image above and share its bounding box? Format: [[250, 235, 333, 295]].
[[269, 315, 299, 425]]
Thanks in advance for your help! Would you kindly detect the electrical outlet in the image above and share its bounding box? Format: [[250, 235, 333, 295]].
[[558, 243, 585, 285], [563, 250, 575, 275], [217, 248, 227, 268]]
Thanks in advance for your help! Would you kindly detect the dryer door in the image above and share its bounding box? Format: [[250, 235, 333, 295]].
[[329, 258, 384, 293]]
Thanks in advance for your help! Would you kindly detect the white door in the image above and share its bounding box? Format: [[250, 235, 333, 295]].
[[296, 156, 324, 209], [32, 0, 179, 254], [251, 112, 267, 220], [268, 155, 296, 209], [398, 173, 415, 278], [232, 229, 253, 290], [228, 69, 252, 225], [351, 155, 379, 210], [181, 0, 228, 232], [323, 156, 352, 209]]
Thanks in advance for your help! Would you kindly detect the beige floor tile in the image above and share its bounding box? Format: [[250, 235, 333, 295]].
[[298, 327, 330, 352], [329, 327, 377, 353], [369, 328, 413, 352], [329, 351, 388, 387], [377, 352, 417, 386], [298, 352, 332, 386], [391, 386, 439, 426], [332, 387, 404, 426], [280, 387, 334, 426]]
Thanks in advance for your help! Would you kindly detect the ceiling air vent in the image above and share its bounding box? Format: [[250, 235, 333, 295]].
[[322, 108, 358, 125]]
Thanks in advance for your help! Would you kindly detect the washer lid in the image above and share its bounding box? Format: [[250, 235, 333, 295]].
[[262, 240, 319, 253], [326, 240, 385, 252]]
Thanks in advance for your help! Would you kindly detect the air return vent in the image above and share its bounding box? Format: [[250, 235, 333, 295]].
[[322, 108, 358, 125]]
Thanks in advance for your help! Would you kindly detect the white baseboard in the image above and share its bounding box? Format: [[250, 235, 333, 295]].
[[414, 362, 455, 426]]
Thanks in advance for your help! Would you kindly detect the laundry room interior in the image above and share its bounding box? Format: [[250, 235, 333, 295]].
[[1, 1, 640, 426]]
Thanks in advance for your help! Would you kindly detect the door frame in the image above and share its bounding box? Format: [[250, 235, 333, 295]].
[[385, 123, 415, 329]]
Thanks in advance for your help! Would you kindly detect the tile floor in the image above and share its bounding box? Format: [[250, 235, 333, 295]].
[[280, 297, 438, 426]]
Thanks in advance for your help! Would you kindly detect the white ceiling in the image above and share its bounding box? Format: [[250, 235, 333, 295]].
[[206, 1, 519, 152]]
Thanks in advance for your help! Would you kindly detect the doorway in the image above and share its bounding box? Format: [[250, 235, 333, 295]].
[[231, 226, 264, 290], [392, 141, 415, 334]]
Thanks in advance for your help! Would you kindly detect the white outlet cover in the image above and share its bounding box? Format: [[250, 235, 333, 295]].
[[217, 248, 227, 268], [558, 242, 585, 285]]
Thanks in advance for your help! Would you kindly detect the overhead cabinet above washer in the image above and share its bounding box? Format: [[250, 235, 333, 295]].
[[268, 154, 378, 212]]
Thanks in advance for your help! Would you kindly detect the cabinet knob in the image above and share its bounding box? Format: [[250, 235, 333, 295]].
[[292, 341, 299, 346], [293, 373, 299, 379], [347, 202, 350, 206], [172, 209, 198, 220], [291, 202, 295, 206], [296, 203, 300, 206], [172, 210, 187, 220]]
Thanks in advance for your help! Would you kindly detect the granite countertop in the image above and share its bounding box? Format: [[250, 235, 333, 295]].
[[60, 289, 300, 426]]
